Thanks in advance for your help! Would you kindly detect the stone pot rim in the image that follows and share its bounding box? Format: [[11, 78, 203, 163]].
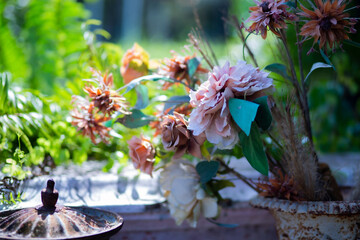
[[249, 196, 360, 215]]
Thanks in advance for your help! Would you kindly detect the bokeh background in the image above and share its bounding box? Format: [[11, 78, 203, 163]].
[[0, 0, 359, 183]]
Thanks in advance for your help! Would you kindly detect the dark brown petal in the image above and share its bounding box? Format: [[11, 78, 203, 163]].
[[187, 138, 203, 159]]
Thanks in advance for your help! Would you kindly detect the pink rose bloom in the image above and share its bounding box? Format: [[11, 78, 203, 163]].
[[188, 61, 273, 149], [127, 136, 156, 176]]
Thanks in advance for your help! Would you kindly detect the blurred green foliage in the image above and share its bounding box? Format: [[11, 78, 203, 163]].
[[0, 0, 126, 201]]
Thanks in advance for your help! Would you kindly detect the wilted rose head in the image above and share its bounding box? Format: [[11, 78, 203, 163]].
[[188, 61, 273, 149], [84, 70, 129, 116], [159, 160, 218, 227], [247, 0, 297, 39], [160, 112, 205, 159], [127, 135, 156, 176], [120, 43, 149, 84], [70, 96, 111, 144], [299, 0, 357, 49]]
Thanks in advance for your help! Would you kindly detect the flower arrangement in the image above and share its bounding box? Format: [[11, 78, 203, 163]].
[[70, 0, 359, 227]]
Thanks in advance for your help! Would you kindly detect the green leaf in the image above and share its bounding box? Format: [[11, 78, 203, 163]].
[[215, 144, 243, 159], [320, 49, 336, 71], [120, 75, 173, 94], [253, 96, 272, 131], [94, 29, 111, 40], [229, 98, 259, 136], [85, 19, 102, 26], [207, 218, 239, 228], [134, 85, 149, 110], [264, 63, 291, 80], [0, 72, 9, 112], [196, 161, 220, 184], [239, 124, 268, 176], [211, 179, 235, 192], [344, 40, 360, 48], [200, 144, 211, 160], [116, 109, 154, 128], [283, 1, 297, 8], [305, 62, 333, 85], [163, 95, 190, 113], [187, 57, 200, 78]]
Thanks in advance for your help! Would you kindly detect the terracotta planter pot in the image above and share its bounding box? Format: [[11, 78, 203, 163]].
[[250, 196, 360, 240]]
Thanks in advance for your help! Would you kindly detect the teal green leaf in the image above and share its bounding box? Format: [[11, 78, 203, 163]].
[[320, 49, 336, 71], [116, 109, 154, 128], [283, 1, 296, 8], [264, 63, 291, 80], [229, 98, 259, 136], [163, 95, 190, 113], [196, 161, 219, 184], [344, 40, 360, 48], [120, 75, 173, 94], [188, 57, 200, 78], [253, 96, 272, 131], [305, 62, 332, 85], [239, 124, 269, 176], [206, 218, 239, 228], [134, 84, 149, 110]]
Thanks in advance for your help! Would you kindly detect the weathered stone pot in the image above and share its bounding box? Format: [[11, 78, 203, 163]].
[[250, 196, 360, 240]]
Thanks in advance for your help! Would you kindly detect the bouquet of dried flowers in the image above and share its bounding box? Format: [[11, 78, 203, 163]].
[[70, 0, 359, 227]]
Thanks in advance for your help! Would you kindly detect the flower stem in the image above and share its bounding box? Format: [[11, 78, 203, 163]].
[[216, 158, 261, 193], [279, 30, 315, 154], [230, 16, 259, 68]]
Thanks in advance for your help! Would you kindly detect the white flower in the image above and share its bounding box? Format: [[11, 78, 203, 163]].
[[160, 160, 219, 227]]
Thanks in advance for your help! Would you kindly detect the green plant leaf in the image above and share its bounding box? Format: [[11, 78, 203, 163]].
[[253, 96, 272, 131], [163, 95, 190, 113], [188, 57, 200, 78], [344, 40, 360, 48], [116, 109, 154, 128], [211, 179, 235, 192], [94, 29, 111, 40], [283, 1, 296, 8], [229, 98, 259, 136], [120, 75, 173, 94], [320, 49, 336, 71], [0, 72, 9, 112], [239, 124, 268, 176], [196, 161, 220, 184], [264, 63, 291, 80], [207, 218, 239, 228], [134, 84, 149, 110], [304, 62, 333, 85]]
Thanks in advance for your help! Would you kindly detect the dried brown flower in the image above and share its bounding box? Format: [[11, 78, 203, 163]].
[[299, 0, 357, 49], [247, 0, 298, 39], [150, 104, 194, 137], [84, 70, 129, 116], [160, 112, 205, 159], [71, 96, 111, 144], [257, 168, 304, 201], [159, 54, 208, 90]]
